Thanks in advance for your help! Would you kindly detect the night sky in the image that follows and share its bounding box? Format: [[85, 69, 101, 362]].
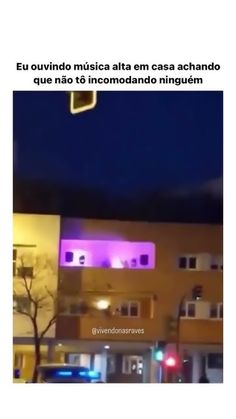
[[13, 91, 223, 196]]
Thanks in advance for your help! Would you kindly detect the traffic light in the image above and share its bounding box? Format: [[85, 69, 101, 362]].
[[163, 353, 179, 369], [164, 355, 177, 368], [154, 341, 166, 361], [70, 91, 97, 114], [192, 285, 203, 300]]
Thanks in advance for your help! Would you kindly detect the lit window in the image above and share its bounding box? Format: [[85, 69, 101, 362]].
[[122, 356, 143, 375], [60, 240, 155, 269], [138, 360, 143, 375]]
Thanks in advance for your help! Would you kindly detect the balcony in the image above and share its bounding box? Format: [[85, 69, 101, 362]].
[[179, 319, 223, 344]]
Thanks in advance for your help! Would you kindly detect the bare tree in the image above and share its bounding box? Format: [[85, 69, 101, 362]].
[[13, 255, 59, 383]]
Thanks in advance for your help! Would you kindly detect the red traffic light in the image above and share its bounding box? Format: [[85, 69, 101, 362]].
[[163, 353, 179, 368], [165, 356, 177, 367]]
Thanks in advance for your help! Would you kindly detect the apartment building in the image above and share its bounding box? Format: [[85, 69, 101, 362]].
[[13, 215, 223, 383]]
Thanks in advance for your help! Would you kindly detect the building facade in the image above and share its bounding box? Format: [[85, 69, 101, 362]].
[[13, 215, 223, 383]]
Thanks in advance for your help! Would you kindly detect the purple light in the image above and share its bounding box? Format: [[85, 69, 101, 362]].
[[60, 240, 155, 269], [111, 257, 124, 269]]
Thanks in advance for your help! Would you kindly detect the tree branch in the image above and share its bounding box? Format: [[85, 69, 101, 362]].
[[40, 315, 57, 339], [14, 308, 34, 320]]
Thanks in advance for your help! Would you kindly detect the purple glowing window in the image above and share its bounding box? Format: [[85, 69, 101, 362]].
[[60, 240, 155, 269]]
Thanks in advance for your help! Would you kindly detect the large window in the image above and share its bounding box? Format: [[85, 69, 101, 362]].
[[119, 301, 140, 317], [122, 356, 143, 375], [13, 245, 35, 278], [60, 239, 155, 269]]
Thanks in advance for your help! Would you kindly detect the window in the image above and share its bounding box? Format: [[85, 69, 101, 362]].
[[178, 255, 197, 270], [14, 353, 24, 369], [60, 240, 155, 269], [189, 257, 196, 269], [180, 302, 196, 318], [210, 255, 223, 271], [209, 303, 223, 319], [69, 301, 89, 315], [13, 245, 35, 278], [107, 355, 116, 374], [187, 303, 196, 317], [219, 303, 223, 318], [207, 353, 223, 369], [179, 257, 187, 269], [122, 356, 143, 375], [210, 303, 218, 318], [119, 301, 140, 317], [17, 266, 34, 278], [13, 296, 31, 313], [179, 303, 186, 317], [13, 249, 17, 276]]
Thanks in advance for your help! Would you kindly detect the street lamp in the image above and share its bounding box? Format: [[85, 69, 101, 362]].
[[96, 299, 110, 310]]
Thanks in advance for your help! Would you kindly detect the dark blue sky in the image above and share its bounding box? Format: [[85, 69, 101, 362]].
[[13, 91, 223, 195]]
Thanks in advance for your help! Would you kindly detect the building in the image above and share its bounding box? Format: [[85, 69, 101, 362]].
[[13, 215, 223, 383], [13, 214, 61, 378]]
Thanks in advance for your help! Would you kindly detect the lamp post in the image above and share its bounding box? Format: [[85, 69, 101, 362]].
[[175, 285, 203, 382]]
